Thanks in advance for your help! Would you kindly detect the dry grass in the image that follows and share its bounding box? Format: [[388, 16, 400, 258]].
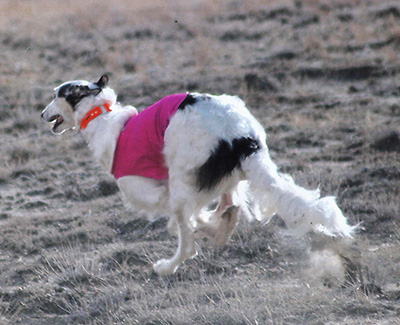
[[0, 0, 399, 324]]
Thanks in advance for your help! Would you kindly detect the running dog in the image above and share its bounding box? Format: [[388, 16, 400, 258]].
[[41, 75, 356, 275]]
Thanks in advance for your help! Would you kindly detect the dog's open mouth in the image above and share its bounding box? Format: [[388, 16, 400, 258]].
[[49, 114, 64, 133]]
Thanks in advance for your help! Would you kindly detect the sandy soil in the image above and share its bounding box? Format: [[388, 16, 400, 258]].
[[0, 0, 399, 324]]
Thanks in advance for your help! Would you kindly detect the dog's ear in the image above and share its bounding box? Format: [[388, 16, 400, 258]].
[[96, 74, 109, 89]]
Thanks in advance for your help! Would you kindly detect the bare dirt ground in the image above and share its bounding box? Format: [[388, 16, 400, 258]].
[[0, 0, 399, 324]]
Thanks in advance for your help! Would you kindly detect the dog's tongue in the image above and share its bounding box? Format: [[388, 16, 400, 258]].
[[51, 115, 65, 134]]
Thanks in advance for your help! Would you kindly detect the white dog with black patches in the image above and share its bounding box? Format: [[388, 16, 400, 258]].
[[41, 75, 356, 275]]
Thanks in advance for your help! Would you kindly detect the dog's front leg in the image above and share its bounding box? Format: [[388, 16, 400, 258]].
[[154, 209, 197, 275]]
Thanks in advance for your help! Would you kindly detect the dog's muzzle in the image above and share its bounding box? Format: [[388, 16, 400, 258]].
[[41, 110, 65, 134]]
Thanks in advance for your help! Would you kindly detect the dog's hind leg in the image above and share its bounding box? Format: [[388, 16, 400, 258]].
[[196, 192, 239, 246]]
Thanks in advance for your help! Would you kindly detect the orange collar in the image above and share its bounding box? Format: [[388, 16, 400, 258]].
[[80, 103, 112, 130]]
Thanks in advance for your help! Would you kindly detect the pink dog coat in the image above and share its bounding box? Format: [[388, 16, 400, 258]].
[[111, 93, 188, 180]]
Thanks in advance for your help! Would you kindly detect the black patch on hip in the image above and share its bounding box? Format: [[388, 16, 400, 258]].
[[178, 93, 197, 110], [196, 137, 260, 191]]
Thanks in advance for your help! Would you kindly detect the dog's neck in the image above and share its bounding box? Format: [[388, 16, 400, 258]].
[[74, 87, 117, 127], [76, 89, 138, 173], [80, 102, 112, 130]]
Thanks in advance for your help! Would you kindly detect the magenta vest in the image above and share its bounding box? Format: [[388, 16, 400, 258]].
[[111, 93, 187, 180]]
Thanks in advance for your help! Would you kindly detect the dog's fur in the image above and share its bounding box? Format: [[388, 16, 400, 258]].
[[41, 75, 357, 275]]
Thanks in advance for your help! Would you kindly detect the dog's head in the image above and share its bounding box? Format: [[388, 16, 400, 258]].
[[41, 75, 109, 134]]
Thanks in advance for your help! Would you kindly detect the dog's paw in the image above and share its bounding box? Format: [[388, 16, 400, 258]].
[[153, 259, 178, 275], [186, 246, 198, 260], [214, 205, 239, 246]]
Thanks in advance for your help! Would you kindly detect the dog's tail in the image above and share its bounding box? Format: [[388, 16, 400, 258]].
[[241, 149, 357, 238]]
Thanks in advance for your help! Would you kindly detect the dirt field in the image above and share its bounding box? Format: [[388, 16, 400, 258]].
[[0, 0, 399, 324]]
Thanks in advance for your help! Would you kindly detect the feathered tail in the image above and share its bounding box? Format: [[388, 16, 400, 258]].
[[241, 149, 357, 237]]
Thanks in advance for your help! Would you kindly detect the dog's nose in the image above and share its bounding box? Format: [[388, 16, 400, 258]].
[[41, 108, 48, 120]]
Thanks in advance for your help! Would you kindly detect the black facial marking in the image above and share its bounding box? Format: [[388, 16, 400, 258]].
[[196, 137, 261, 191], [57, 83, 101, 109], [57, 83, 74, 98], [178, 93, 197, 110]]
